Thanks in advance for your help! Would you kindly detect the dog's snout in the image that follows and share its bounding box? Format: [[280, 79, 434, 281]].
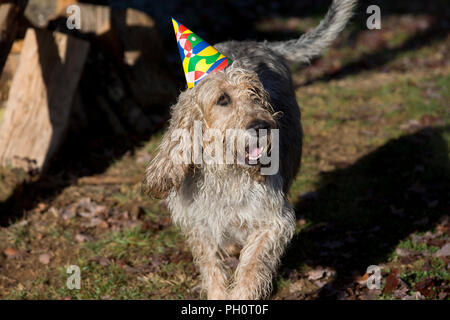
[[246, 120, 272, 133]]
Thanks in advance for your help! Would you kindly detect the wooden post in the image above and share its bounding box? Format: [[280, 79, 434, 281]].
[[24, 0, 76, 28], [0, 0, 27, 74], [111, 8, 177, 107], [0, 28, 89, 172]]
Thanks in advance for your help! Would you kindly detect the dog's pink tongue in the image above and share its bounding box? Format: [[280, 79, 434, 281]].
[[249, 147, 262, 160]]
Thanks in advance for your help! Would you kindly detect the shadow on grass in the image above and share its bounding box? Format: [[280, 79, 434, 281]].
[[301, 21, 449, 87], [0, 10, 176, 226], [282, 126, 450, 298], [0, 132, 157, 227]]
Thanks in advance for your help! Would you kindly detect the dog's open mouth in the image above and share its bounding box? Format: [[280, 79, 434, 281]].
[[246, 145, 262, 161], [244, 144, 268, 165]]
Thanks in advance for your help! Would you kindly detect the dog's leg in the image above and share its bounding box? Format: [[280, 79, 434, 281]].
[[229, 224, 291, 300], [228, 230, 277, 299], [189, 238, 229, 300], [228, 203, 295, 300]]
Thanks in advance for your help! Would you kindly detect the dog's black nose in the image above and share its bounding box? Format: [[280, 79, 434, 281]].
[[246, 120, 272, 132]]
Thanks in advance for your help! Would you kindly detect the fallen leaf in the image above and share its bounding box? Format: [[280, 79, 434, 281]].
[[35, 202, 47, 212], [75, 233, 94, 243], [82, 217, 103, 228], [324, 268, 336, 278], [4, 247, 19, 258], [414, 278, 434, 297], [400, 256, 415, 265], [122, 265, 140, 273], [403, 291, 424, 300], [358, 289, 378, 300], [392, 280, 409, 299], [438, 291, 448, 300], [98, 220, 109, 229], [307, 267, 325, 280], [411, 234, 424, 243], [395, 248, 417, 257], [297, 218, 307, 227], [148, 254, 168, 270], [60, 207, 76, 220], [354, 273, 369, 285], [116, 259, 139, 273], [383, 268, 401, 295], [289, 280, 303, 293], [48, 207, 59, 218], [39, 253, 51, 265], [79, 211, 96, 218], [434, 243, 450, 257], [426, 238, 443, 247], [89, 256, 111, 267]]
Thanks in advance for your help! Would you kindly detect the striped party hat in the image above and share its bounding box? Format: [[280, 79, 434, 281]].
[[172, 18, 232, 88]]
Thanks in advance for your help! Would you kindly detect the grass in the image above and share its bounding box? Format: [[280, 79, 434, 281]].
[[0, 12, 449, 300]]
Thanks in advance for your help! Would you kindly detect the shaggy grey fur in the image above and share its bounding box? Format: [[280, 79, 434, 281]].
[[144, 0, 357, 299]]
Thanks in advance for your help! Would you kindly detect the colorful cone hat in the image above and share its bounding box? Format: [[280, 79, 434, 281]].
[[172, 18, 232, 88]]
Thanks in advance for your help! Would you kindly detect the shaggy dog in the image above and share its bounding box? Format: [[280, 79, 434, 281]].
[[144, 0, 357, 299]]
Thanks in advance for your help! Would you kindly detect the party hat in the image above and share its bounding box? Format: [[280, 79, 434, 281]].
[[172, 18, 232, 88]]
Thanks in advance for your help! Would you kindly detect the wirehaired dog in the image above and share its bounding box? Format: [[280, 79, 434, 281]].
[[144, 0, 357, 299]]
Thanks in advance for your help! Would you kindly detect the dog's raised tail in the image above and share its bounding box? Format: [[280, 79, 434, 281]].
[[269, 0, 357, 64]]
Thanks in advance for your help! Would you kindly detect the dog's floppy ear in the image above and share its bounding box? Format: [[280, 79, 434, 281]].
[[143, 91, 200, 199]]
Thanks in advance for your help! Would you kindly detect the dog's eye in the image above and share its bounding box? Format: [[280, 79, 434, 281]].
[[216, 93, 231, 107]]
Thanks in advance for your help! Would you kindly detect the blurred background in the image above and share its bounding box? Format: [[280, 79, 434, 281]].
[[0, 0, 448, 299]]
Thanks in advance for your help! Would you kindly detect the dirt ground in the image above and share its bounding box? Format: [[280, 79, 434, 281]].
[[0, 6, 449, 299]]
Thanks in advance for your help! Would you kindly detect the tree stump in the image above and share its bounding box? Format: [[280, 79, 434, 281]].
[[0, 28, 89, 172]]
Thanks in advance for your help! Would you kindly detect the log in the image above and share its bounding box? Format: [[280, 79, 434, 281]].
[[0, 40, 21, 110], [39, 4, 177, 108], [71, 4, 122, 60], [76, 3, 110, 35], [0, 28, 89, 172], [0, 0, 27, 73], [24, 0, 75, 28]]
